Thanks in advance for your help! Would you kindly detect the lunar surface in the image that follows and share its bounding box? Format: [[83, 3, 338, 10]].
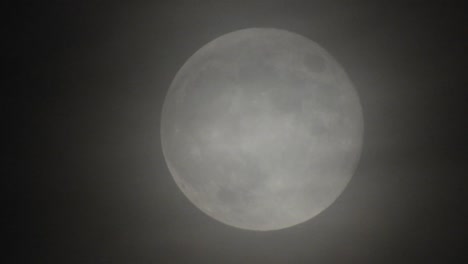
[[161, 28, 363, 231]]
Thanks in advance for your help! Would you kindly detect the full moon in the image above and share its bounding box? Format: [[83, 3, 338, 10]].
[[161, 28, 363, 231]]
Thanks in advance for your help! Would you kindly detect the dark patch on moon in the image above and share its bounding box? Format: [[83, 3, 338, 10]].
[[217, 187, 238, 204], [305, 54, 326, 72]]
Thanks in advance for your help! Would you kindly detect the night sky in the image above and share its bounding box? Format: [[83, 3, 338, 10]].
[[13, 1, 466, 263]]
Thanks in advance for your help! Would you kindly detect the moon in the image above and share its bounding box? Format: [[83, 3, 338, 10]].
[[161, 28, 363, 231]]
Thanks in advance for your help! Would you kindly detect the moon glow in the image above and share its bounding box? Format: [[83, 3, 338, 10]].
[[161, 28, 363, 231]]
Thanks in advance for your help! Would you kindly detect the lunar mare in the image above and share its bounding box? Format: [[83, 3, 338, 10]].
[[161, 28, 363, 231]]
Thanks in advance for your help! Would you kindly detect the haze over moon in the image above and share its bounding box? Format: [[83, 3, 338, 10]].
[[161, 28, 363, 231]]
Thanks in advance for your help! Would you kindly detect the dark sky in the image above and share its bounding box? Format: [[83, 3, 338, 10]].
[[13, 1, 466, 263]]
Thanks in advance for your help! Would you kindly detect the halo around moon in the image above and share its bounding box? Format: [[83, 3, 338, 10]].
[[161, 28, 363, 231]]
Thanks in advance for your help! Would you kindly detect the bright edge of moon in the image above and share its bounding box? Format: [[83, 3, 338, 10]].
[[161, 28, 363, 231]]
